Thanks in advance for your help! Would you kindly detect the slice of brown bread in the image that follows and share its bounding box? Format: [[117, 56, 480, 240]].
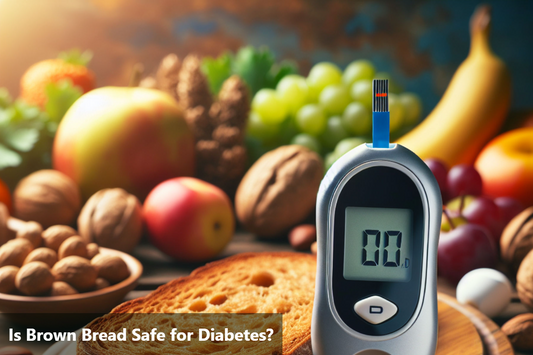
[[77, 252, 315, 355]]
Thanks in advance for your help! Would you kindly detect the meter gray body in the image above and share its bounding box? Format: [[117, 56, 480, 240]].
[[312, 143, 441, 355]]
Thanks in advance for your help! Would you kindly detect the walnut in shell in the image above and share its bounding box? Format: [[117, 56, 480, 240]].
[[13, 170, 81, 228], [42, 225, 78, 251], [517, 249, 533, 311], [16, 221, 43, 248], [49, 281, 78, 296], [0, 265, 19, 294], [24, 248, 57, 268], [0, 238, 34, 267], [86, 243, 99, 259], [235, 145, 324, 237], [94, 277, 110, 291], [501, 313, 533, 351], [78, 188, 142, 253], [15, 261, 54, 296], [501, 207, 533, 272], [91, 254, 130, 284], [58, 236, 88, 259], [52, 256, 97, 292]]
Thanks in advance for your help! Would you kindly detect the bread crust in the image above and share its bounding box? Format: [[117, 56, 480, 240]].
[[78, 252, 316, 355]]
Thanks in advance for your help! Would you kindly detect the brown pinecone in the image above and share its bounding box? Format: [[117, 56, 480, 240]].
[[177, 55, 213, 110], [185, 106, 213, 141], [210, 75, 250, 130], [212, 125, 243, 147], [155, 54, 181, 99]]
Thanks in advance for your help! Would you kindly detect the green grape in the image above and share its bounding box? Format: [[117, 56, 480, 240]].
[[252, 89, 287, 124], [399, 93, 422, 126], [319, 84, 351, 115], [277, 116, 300, 145], [247, 111, 280, 141], [388, 93, 405, 132], [306, 62, 342, 102], [350, 80, 372, 109], [295, 104, 327, 136], [342, 60, 375, 87], [291, 133, 321, 153], [342, 102, 371, 136], [325, 151, 340, 170], [335, 137, 366, 157], [320, 116, 349, 150], [276, 75, 309, 115]]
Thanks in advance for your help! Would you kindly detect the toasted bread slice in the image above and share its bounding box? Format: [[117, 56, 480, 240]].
[[77, 252, 316, 355]]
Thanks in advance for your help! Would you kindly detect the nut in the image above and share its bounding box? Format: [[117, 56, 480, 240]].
[[289, 224, 317, 251], [235, 145, 323, 237], [78, 188, 142, 253], [0, 266, 19, 294], [49, 281, 78, 296], [15, 261, 54, 296], [517, 249, 533, 311], [52, 255, 97, 292], [94, 277, 110, 290], [0, 238, 34, 267], [91, 254, 130, 284], [16, 221, 43, 248], [501, 207, 533, 272], [58, 236, 88, 259], [42, 225, 77, 251], [86, 243, 99, 259], [24, 248, 57, 268], [13, 170, 81, 228], [501, 313, 533, 351]]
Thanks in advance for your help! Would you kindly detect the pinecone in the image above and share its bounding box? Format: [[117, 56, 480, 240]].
[[177, 55, 213, 110]]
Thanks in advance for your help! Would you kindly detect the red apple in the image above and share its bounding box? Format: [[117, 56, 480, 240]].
[[53, 87, 195, 200], [438, 223, 497, 285], [475, 127, 533, 206], [143, 177, 234, 262]]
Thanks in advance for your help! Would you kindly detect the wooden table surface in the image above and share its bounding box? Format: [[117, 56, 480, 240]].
[[0, 233, 529, 354]]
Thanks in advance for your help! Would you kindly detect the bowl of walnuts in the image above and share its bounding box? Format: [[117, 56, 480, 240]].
[[0, 217, 143, 326]]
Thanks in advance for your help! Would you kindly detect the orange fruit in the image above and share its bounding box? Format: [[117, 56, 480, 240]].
[[0, 178, 11, 213], [20, 58, 95, 108]]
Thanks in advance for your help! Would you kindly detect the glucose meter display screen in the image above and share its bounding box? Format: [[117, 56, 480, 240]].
[[343, 207, 413, 282]]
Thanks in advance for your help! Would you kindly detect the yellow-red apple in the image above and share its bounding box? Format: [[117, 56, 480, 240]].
[[53, 87, 195, 200], [475, 127, 533, 206], [143, 177, 234, 262]]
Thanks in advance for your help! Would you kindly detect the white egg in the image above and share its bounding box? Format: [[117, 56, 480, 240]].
[[456, 268, 512, 318]]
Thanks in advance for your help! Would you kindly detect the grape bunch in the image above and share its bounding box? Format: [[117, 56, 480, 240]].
[[246, 60, 423, 168]]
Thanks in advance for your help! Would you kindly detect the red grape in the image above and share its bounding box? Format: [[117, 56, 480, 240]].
[[447, 164, 483, 199], [462, 196, 503, 245], [494, 197, 525, 226], [438, 223, 497, 285], [425, 158, 449, 202]]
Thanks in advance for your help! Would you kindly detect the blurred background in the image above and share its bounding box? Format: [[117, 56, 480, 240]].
[[1, 0, 532, 114]]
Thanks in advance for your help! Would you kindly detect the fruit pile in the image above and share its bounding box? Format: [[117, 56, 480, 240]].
[[425, 158, 525, 284], [246, 60, 423, 169]]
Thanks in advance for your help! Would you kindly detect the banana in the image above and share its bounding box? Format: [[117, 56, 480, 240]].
[[397, 5, 511, 166]]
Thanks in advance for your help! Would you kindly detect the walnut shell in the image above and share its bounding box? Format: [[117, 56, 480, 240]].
[[0, 266, 19, 294], [501, 313, 533, 351], [58, 236, 88, 259], [235, 145, 323, 237], [49, 281, 78, 296], [91, 254, 130, 284], [42, 225, 78, 252], [52, 256, 97, 292], [78, 188, 142, 253], [86, 243, 99, 259], [517, 249, 533, 311], [0, 238, 34, 267], [13, 170, 81, 228], [16, 221, 43, 248], [15, 261, 54, 296], [501, 207, 533, 272], [94, 277, 110, 290], [24, 248, 57, 268]]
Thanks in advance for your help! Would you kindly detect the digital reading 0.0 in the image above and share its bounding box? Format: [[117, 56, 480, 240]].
[[344, 207, 413, 282]]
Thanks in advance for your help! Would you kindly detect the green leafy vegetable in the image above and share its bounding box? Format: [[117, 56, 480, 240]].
[[232, 46, 275, 96], [45, 80, 83, 123], [266, 60, 299, 88], [201, 52, 233, 94]]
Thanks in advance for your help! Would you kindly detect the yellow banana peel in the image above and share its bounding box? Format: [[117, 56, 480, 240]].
[[397, 5, 511, 166]]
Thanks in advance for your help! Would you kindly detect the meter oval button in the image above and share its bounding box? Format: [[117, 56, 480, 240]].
[[354, 296, 398, 324]]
